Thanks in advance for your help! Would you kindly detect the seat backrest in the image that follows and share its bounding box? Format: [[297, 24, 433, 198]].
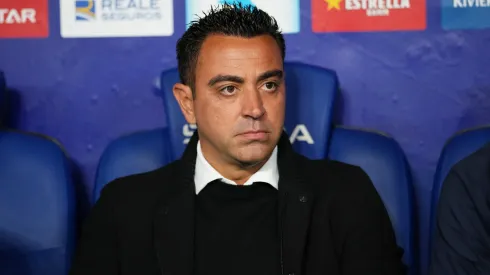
[[159, 62, 339, 160], [283, 62, 338, 158], [427, 125, 490, 271], [93, 128, 173, 202], [0, 130, 76, 275], [159, 68, 190, 159], [328, 126, 415, 275]]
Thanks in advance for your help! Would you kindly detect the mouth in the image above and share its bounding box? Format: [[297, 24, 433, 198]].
[[238, 130, 270, 140]]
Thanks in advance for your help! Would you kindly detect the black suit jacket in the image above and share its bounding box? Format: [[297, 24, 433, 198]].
[[70, 132, 406, 275], [430, 142, 490, 275]]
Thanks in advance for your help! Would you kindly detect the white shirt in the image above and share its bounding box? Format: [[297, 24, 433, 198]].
[[194, 141, 279, 195]]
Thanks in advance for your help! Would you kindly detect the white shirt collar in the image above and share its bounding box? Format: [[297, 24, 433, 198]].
[[194, 141, 279, 195]]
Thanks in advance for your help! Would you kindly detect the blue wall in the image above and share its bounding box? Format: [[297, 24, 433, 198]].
[[1, 0, 490, 274]]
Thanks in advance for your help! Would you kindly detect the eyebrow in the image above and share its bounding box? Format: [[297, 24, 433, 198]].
[[257, 69, 283, 83], [207, 69, 284, 87], [207, 75, 244, 87]]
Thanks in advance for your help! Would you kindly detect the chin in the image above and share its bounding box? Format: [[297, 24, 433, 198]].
[[233, 143, 273, 166]]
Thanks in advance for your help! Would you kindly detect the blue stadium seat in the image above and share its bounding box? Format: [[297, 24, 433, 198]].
[[428, 125, 490, 272], [0, 73, 76, 275], [93, 62, 415, 273], [0, 130, 76, 275], [93, 128, 173, 203], [329, 126, 415, 274]]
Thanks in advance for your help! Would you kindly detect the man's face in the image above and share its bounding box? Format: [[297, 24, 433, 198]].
[[177, 34, 285, 167]]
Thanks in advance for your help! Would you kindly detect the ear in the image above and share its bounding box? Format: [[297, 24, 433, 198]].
[[173, 83, 196, 124]]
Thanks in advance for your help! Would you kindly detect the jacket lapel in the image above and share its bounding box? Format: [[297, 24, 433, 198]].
[[153, 132, 200, 275], [277, 133, 314, 275]]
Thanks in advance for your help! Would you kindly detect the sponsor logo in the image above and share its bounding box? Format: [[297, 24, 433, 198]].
[[60, 0, 174, 38], [441, 0, 490, 29], [312, 0, 426, 32], [453, 0, 490, 7], [0, 0, 49, 38], [183, 124, 198, 144], [186, 0, 300, 34], [76, 0, 96, 21], [287, 124, 314, 144]]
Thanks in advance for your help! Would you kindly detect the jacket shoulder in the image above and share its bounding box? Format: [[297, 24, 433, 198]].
[[298, 156, 372, 192], [97, 159, 181, 205], [451, 142, 490, 178], [442, 142, 490, 203]]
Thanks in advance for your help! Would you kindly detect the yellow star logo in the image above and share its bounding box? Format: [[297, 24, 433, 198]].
[[324, 0, 343, 10]]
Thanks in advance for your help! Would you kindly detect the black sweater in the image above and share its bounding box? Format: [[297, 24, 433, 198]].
[[194, 180, 281, 275]]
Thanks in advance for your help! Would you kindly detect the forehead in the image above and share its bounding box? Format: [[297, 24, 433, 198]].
[[196, 34, 283, 78]]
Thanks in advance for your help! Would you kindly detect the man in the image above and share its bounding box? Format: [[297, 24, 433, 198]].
[[430, 142, 490, 275], [69, 3, 406, 275]]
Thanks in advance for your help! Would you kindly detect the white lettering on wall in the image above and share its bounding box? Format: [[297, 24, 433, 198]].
[[182, 123, 315, 145], [0, 9, 36, 24]]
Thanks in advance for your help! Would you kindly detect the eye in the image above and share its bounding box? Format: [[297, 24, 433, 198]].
[[219, 85, 237, 95], [262, 82, 278, 92]]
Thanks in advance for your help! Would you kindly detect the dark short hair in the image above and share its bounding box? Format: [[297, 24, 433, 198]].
[[176, 2, 286, 95]]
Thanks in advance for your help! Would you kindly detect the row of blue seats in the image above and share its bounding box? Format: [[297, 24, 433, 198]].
[[1, 64, 489, 275]]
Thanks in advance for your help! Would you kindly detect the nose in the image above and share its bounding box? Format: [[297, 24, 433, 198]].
[[241, 88, 266, 119]]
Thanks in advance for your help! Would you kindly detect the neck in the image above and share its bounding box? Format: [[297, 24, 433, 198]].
[[200, 142, 268, 185]]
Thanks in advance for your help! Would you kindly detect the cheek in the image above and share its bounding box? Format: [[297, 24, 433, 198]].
[[198, 100, 234, 128], [265, 95, 286, 120]]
